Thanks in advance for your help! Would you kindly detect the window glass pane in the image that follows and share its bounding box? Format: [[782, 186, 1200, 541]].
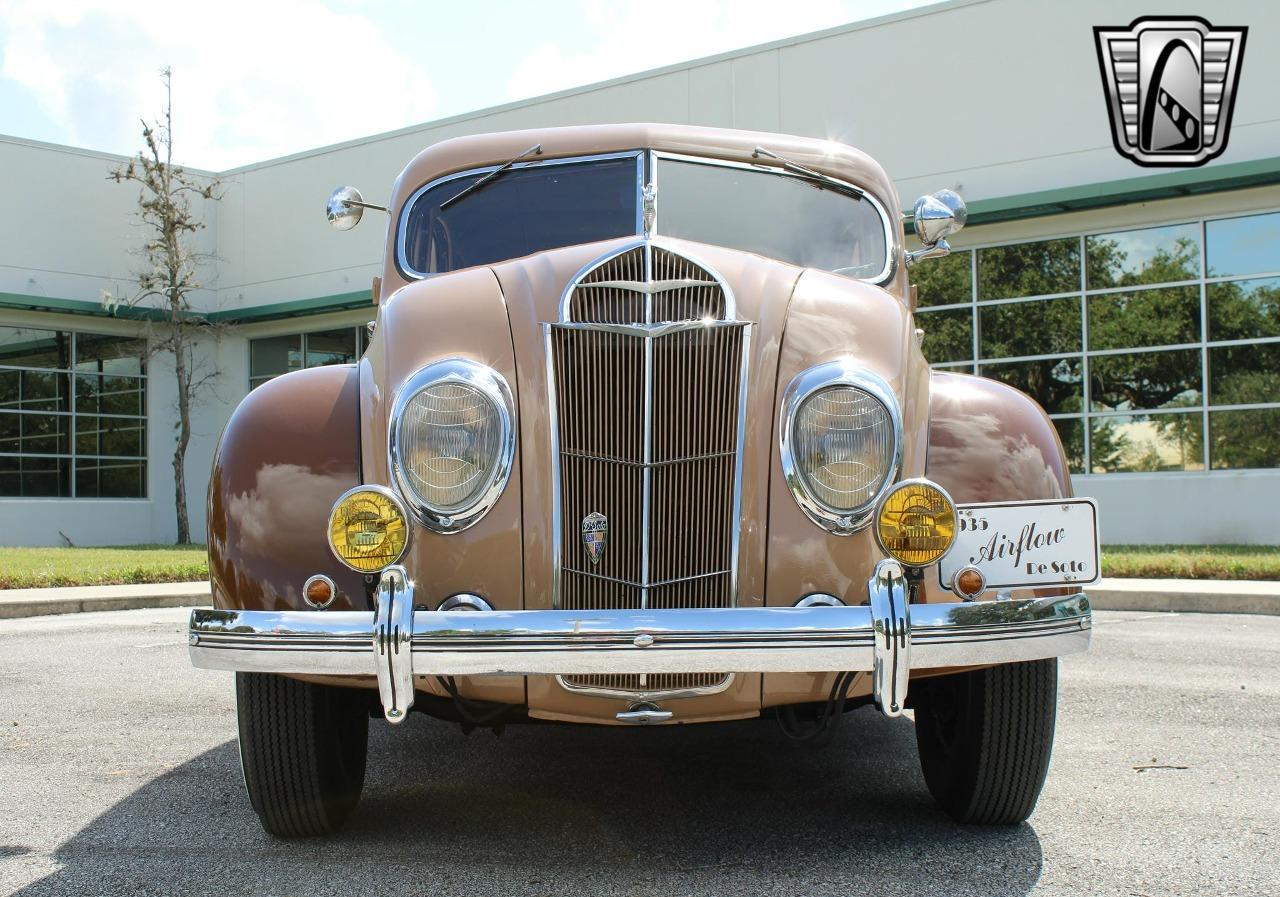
[[75, 374, 145, 416], [305, 328, 358, 368], [1208, 343, 1280, 406], [0, 412, 70, 455], [1087, 286, 1200, 350], [977, 237, 1080, 301], [75, 333, 146, 375], [250, 335, 301, 381], [0, 455, 70, 497], [659, 159, 887, 278], [912, 250, 972, 307], [404, 156, 638, 275], [1090, 349, 1202, 412], [75, 459, 146, 498], [0, 326, 70, 370], [0, 370, 71, 412], [1090, 413, 1204, 472], [1052, 418, 1086, 474], [1206, 211, 1280, 278], [917, 307, 973, 363], [1208, 276, 1280, 341], [979, 358, 1083, 415], [75, 416, 145, 457], [1085, 223, 1200, 289], [979, 296, 1081, 358], [1210, 409, 1280, 469]]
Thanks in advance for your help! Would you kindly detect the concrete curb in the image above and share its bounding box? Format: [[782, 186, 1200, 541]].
[[1086, 577, 1280, 616], [0, 581, 212, 620], [0, 577, 1276, 620]]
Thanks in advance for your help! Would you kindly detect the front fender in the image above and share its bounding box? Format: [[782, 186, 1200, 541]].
[[207, 365, 366, 612], [924, 370, 1073, 503]]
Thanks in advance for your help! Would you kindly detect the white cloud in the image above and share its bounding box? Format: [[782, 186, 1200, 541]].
[[0, 0, 438, 170], [505, 0, 856, 102]]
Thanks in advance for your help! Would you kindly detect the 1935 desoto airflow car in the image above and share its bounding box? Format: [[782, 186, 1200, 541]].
[[189, 124, 1100, 836]]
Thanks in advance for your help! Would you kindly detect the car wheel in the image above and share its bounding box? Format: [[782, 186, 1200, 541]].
[[912, 659, 1057, 825], [236, 672, 370, 837]]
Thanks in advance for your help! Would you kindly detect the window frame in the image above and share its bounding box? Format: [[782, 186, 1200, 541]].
[[914, 208, 1280, 475], [0, 328, 148, 500]]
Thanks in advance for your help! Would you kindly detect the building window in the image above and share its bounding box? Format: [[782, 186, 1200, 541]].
[[914, 209, 1280, 474], [0, 327, 147, 498], [249, 326, 365, 390]]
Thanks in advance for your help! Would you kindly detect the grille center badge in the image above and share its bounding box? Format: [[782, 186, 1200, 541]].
[[581, 512, 608, 565]]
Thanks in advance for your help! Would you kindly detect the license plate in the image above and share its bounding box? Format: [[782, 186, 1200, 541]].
[[938, 498, 1100, 592]]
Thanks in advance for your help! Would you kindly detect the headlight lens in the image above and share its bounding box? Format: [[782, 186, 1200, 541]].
[[875, 479, 957, 567], [328, 487, 409, 572], [391, 359, 515, 532], [792, 385, 895, 512]]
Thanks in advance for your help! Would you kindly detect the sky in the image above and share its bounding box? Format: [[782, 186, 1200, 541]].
[[0, 0, 934, 171]]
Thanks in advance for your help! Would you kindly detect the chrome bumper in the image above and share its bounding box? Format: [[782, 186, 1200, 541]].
[[189, 561, 1091, 723]]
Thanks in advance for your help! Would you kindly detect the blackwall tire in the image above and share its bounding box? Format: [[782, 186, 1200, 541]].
[[235, 672, 369, 837], [913, 659, 1058, 825]]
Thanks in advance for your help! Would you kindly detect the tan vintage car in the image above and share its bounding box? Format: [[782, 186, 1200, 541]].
[[189, 124, 1099, 836]]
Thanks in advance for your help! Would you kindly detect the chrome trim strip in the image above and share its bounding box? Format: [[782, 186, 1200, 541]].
[[396, 151, 645, 280], [554, 672, 735, 703], [651, 150, 899, 287], [190, 592, 1092, 716], [778, 362, 904, 536], [730, 324, 751, 604], [387, 357, 517, 534], [544, 323, 563, 608]]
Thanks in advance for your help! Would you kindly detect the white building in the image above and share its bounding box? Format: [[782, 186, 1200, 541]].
[[2, 0, 1277, 546]]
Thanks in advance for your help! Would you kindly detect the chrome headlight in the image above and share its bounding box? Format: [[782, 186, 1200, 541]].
[[389, 358, 516, 533], [779, 363, 901, 535]]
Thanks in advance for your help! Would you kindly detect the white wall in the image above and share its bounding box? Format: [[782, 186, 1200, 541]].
[[2, 0, 1278, 546]]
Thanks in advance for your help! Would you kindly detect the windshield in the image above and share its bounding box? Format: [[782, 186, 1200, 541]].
[[400, 155, 639, 276], [398, 152, 890, 280], [656, 158, 888, 278]]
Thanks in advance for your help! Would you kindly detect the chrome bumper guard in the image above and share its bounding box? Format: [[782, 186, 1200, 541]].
[[189, 561, 1091, 723]]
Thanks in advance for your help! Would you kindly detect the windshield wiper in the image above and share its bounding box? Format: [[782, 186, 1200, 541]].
[[439, 143, 543, 211], [751, 146, 863, 200]]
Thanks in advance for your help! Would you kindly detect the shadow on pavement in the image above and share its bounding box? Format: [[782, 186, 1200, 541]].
[[13, 709, 1043, 896]]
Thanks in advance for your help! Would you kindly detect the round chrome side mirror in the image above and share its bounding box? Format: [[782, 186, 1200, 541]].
[[913, 189, 967, 247], [326, 186, 365, 231]]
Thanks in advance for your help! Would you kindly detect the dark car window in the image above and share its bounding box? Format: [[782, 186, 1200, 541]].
[[401, 156, 639, 275], [657, 158, 888, 279]]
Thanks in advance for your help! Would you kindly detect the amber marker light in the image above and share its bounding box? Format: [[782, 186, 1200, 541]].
[[952, 565, 987, 600], [303, 574, 335, 609], [875, 478, 957, 568], [327, 486, 410, 573]]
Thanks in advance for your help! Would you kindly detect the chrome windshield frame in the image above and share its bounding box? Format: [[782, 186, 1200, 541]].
[[395, 150, 646, 280], [394, 149, 899, 285]]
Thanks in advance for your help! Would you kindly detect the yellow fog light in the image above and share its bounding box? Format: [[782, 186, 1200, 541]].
[[875, 479, 957, 568], [328, 486, 410, 573]]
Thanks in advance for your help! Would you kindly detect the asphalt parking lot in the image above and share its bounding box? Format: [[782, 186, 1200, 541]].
[[0, 608, 1276, 897]]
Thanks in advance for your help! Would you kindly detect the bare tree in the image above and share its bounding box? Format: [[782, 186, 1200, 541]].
[[106, 68, 220, 544]]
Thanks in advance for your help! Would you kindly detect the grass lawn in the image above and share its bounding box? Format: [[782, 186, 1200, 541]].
[[0, 543, 1276, 589], [0, 544, 207, 590], [1101, 544, 1280, 581]]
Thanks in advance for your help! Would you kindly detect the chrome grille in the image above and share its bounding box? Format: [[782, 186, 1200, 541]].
[[549, 241, 748, 618], [560, 673, 732, 695], [566, 245, 727, 323]]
